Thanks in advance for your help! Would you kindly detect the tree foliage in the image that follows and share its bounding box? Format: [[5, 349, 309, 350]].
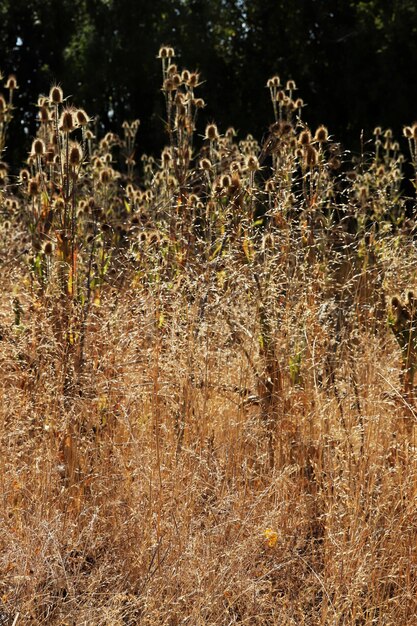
[[0, 0, 416, 162]]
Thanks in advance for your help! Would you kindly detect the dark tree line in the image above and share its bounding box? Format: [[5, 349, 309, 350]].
[[1, 0, 417, 164]]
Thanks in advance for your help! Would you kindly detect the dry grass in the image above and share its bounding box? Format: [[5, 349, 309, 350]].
[[0, 49, 416, 624]]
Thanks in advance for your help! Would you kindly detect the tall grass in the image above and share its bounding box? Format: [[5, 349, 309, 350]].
[[0, 47, 416, 624]]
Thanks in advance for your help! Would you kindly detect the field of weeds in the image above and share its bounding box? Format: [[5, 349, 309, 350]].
[[0, 48, 416, 624]]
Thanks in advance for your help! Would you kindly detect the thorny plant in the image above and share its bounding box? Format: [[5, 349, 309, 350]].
[[0, 46, 416, 624]]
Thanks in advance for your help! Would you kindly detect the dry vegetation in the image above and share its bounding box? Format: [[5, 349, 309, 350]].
[[0, 47, 416, 624]]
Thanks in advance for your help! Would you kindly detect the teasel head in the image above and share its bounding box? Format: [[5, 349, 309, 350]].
[[99, 168, 112, 185], [265, 178, 276, 193], [172, 74, 181, 89], [267, 75, 280, 89], [403, 126, 413, 139], [19, 168, 30, 184], [230, 161, 242, 175], [205, 123, 219, 141], [59, 109, 74, 133], [220, 174, 232, 189], [305, 144, 318, 168], [49, 85, 63, 105], [245, 155, 260, 172], [167, 64, 178, 76], [200, 158, 212, 171], [194, 97, 205, 109], [181, 70, 191, 84], [69, 142, 83, 167], [295, 97, 304, 115], [28, 177, 39, 196], [76, 108, 89, 126], [299, 129, 311, 146], [157, 46, 169, 59], [31, 138, 45, 157], [5, 75, 18, 91], [39, 106, 50, 124], [314, 125, 329, 144], [373, 126, 382, 137], [161, 147, 172, 168], [188, 72, 200, 88], [225, 127, 237, 140], [276, 90, 285, 103], [43, 241, 54, 256], [286, 79, 296, 92]]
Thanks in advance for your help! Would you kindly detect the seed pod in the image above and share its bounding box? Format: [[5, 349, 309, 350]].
[[5, 75, 18, 90], [299, 130, 311, 146], [49, 85, 63, 104], [31, 138, 45, 156], [314, 125, 329, 143], [59, 109, 74, 133], [69, 143, 82, 166], [76, 108, 89, 126], [205, 123, 219, 141]]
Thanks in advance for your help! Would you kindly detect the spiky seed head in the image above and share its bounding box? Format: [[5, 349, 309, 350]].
[[230, 161, 242, 174], [19, 169, 30, 183], [69, 143, 82, 166], [5, 75, 18, 90], [245, 155, 260, 172], [200, 158, 212, 170], [172, 74, 181, 88], [49, 85, 63, 104], [158, 46, 169, 58], [43, 241, 54, 255], [76, 109, 89, 126], [305, 145, 318, 168], [59, 109, 74, 132], [194, 98, 205, 109], [267, 75, 280, 89], [265, 179, 276, 193], [286, 79, 296, 91], [276, 90, 285, 103], [167, 64, 177, 76], [39, 106, 50, 123], [205, 123, 219, 141], [314, 125, 329, 143], [295, 98, 304, 109], [166, 47, 175, 58], [299, 130, 311, 146], [403, 126, 413, 139], [181, 70, 191, 83], [28, 178, 39, 196], [99, 168, 112, 184], [188, 72, 200, 88], [32, 138, 45, 156], [220, 174, 232, 188], [163, 78, 175, 92], [161, 148, 172, 167]]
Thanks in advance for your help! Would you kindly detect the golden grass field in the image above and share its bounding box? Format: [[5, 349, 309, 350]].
[[0, 48, 416, 624]]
